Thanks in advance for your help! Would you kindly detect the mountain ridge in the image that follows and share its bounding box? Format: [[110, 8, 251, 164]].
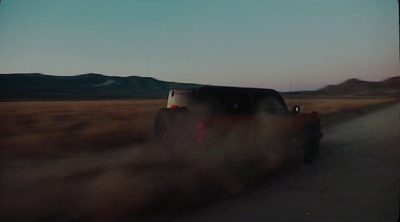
[[318, 76, 400, 97], [0, 73, 205, 101], [0, 73, 399, 101]]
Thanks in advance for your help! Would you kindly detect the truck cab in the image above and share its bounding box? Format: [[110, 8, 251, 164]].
[[155, 86, 322, 162]]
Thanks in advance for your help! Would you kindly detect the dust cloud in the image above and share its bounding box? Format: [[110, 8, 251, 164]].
[[1, 114, 302, 221]]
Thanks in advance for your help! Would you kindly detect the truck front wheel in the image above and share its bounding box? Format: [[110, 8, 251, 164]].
[[299, 129, 321, 163], [302, 135, 319, 163]]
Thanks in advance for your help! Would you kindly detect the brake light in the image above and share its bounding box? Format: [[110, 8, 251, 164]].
[[197, 122, 207, 142], [171, 105, 177, 109]]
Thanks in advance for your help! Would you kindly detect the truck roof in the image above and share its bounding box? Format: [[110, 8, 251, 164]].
[[167, 86, 287, 114], [195, 86, 281, 97], [170, 86, 281, 96]]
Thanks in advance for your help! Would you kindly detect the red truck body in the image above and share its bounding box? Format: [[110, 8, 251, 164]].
[[155, 86, 322, 162]]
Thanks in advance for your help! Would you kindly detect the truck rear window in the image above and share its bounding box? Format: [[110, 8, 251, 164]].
[[201, 93, 287, 115], [210, 93, 253, 114]]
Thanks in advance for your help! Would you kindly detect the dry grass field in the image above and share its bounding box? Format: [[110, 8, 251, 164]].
[[0, 97, 398, 221], [1, 97, 398, 157], [0, 99, 166, 157], [286, 98, 399, 114]]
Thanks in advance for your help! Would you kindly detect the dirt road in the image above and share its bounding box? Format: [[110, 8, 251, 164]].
[[174, 103, 400, 222], [1, 103, 399, 221]]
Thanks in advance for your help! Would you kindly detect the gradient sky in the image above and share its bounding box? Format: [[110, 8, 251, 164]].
[[0, 0, 398, 91]]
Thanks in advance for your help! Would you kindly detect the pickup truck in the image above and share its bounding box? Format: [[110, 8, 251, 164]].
[[155, 86, 323, 162]]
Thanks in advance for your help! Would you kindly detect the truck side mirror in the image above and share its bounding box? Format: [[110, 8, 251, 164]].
[[293, 105, 300, 114]]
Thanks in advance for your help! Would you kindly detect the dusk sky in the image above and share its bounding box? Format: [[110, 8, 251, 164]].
[[0, 0, 398, 91]]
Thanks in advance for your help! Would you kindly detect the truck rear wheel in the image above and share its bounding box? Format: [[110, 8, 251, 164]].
[[155, 113, 170, 140], [156, 119, 168, 139], [154, 108, 194, 145]]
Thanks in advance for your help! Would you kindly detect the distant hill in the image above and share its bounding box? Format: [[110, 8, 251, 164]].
[[317, 76, 400, 97], [0, 73, 205, 101], [0, 73, 399, 101]]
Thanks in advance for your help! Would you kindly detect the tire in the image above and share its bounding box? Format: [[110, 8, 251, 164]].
[[300, 129, 320, 163], [154, 108, 193, 145], [155, 112, 169, 140]]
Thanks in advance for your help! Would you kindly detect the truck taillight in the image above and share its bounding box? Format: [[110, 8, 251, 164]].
[[197, 122, 207, 142]]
